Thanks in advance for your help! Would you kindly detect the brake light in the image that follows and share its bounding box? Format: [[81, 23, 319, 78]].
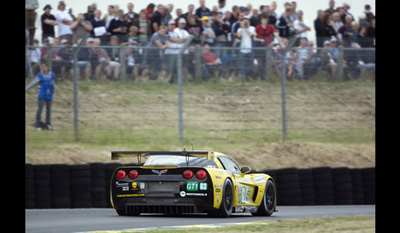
[[183, 169, 193, 179], [196, 170, 207, 179], [128, 170, 138, 179], [116, 170, 126, 179]]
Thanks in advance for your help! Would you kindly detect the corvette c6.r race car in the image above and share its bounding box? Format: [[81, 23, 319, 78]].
[[110, 150, 277, 217]]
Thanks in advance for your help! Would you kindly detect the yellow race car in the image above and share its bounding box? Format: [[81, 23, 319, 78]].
[[110, 150, 277, 217]]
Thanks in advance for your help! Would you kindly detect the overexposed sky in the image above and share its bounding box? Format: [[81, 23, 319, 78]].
[[33, 0, 375, 43]]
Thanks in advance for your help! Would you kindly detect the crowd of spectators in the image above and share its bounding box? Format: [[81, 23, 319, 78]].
[[26, 0, 375, 81]]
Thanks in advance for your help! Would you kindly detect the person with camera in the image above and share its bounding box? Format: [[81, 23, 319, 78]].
[[237, 19, 260, 79], [70, 13, 93, 45]]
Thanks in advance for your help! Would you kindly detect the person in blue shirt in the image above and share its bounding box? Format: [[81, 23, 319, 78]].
[[25, 63, 56, 130]]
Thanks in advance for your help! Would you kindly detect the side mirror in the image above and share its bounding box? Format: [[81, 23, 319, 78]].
[[241, 166, 251, 174]]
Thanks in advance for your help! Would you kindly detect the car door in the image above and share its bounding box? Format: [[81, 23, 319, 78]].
[[217, 156, 255, 205]]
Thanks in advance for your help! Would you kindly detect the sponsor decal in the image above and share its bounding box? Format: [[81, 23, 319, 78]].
[[254, 176, 266, 184], [186, 193, 207, 196], [132, 182, 137, 189], [122, 186, 129, 191], [187, 181, 198, 191], [215, 176, 222, 179], [180, 191, 186, 197], [241, 186, 246, 204], [115, 181, 128, 187], [140, 182, 145, 189], [152, 169, 168, 176]]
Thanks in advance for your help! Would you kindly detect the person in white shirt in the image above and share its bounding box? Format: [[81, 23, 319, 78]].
[[237, 19, 261, 78], [55, 1, 73, 45], [293, 10, 311, 43], [173, 18, 192, 81]]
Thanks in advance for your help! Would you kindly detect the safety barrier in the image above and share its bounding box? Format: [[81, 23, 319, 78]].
[[25, 163, 375, 209]]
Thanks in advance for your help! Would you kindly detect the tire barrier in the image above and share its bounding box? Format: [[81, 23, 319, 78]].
[[25, 164, 375, 209]]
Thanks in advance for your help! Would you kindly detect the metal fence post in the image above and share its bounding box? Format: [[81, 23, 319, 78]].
[[280, 37, 297, 141], [72, 35, 89, 141], [177, 36, 194, 141], [119, 44, 126, 81], [337, 45, 344, 81]]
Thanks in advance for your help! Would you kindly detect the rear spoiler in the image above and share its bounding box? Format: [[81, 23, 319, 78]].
[[111, 150, 212, 165]]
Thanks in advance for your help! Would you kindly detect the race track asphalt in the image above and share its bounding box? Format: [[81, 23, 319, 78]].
[[26, 205, 375, 233]]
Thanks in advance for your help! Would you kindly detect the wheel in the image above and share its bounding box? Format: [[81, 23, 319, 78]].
[[208, 179, 233, 217], [253, 179, 275, 216]]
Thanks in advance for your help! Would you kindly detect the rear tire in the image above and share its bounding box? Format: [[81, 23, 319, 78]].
[[252, 179, 275, 216], [208, 179, 233, 217]]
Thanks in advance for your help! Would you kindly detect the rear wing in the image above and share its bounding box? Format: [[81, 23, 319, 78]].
[[111, 150, 213, 165]]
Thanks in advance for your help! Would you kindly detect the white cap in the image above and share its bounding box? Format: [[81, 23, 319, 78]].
[[178, 18, 187, 24], [168, 19, 175, 25]]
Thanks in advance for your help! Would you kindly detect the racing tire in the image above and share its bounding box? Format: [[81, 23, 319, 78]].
[[208, 179, 233, 217], [252, 179, 275, 216]]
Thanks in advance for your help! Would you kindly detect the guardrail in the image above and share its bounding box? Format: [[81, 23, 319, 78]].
[[26, 163, 375, 209]]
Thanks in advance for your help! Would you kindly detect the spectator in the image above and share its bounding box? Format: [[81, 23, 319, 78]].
[[289, 1, 298, 22], [174, 18, 192, 80], [70, 13, 93, 45], [133, 10, 151, 46], [314, 10, 325, 47], [217, 0, 227, 18], [145, 3, 156, 20], [182, 4, 195, 21], [320, 12, 337, 44], [212, 12, 230, 59], [25, 62, 56, 131], [91, 10, 107, 44], [232, 12, 245, 49], [122, 26, 139, 46], [270, 1, 278, 19], [202, 43, 221, 78], [162, 4, 174, 27], [150, 5, 165, 34], [40, 38, 63, 76], [92, 38, 111, 80], [108, 10, 127, 39], [103, 5, 115, 29], [27, 39, 42, 75], [331, 12, 343, 35], [231, 5, 240, 22], [195, 0, 211, 20], [84, 38, 100, 79], [41, 4, 58, 42], [249, 9, 260, 27], [83, 3, 96, 21], [338, 15, 355, 47], [147, 26, 169, 79], [319, 40, 337, 78], [255, 15, 277, 46], [324, 0, 336, 15], [366, 17, 375, 47], [57, 39, 74, 80], [293, 10, 311, 40], [175, 8, 184, 25], [295, 38, 313, 78], [237, 19, 257, 78], [364, 5, 375, 25], [26, 0, 39, 46], [187, 15, 203, 45], [124, 3, 139, 29], [341, 3, 354, 23], [276, 8, 294, 39], [201, 16, 216, 45], [164, 20, 179, 82], [106, 36, 122, 80], [55, 1, 74, 45]]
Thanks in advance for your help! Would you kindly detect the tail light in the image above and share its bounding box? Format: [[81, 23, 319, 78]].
[[196, 170, 207, 179], [128, 170, 138, 179], [183, 169, 193, 179], [116, 170, 126, 179]]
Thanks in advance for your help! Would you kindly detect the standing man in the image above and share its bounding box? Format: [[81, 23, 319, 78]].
[[41, 4, 58, 42], [195, 0, 211, 21], [124, 3, 139, 28], [55, 1, 73, 45], [293, 10, 311, 44], [150, 5, 165, 34], [70, 13, 93, 45], [26, 0, 39, 46]]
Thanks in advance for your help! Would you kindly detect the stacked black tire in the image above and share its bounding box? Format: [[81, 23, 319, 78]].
[[276, 168, 302, 205], [50, 164, 71, 208], [332, 167, 353, 205], [361, 167, 375, 204], [26, 164, 35, 209], [34, 165, 52, 208], [90, 163, 108, 208], [312, 167, 334, 205], [70, 164, 92, 208], [298, 168, 315, 205], [350, 168, 365, 204]]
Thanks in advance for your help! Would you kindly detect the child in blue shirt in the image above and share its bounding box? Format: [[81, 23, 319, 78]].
[[25, 63, 56, 130]]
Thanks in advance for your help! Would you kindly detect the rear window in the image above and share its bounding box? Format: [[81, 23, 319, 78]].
[[143, 155, 218, 168]]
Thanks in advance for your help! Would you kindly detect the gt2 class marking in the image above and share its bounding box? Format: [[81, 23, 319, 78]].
[[110, 150, 277, 217]]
